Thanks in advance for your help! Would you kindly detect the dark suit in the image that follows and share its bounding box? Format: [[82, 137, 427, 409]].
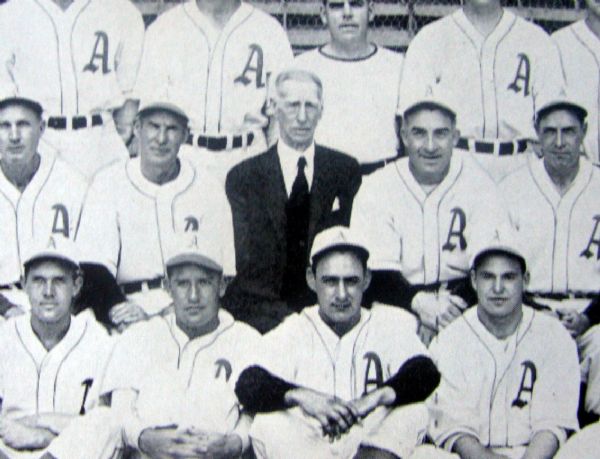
[[223, 143, 361, 332]]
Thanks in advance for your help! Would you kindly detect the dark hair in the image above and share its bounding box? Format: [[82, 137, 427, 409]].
[[403, 102, 456, 126], [311, 246, 369, 274], [23, 257, 80, 281], [473, 249, 526, 275], [0, 98, 43, 119]]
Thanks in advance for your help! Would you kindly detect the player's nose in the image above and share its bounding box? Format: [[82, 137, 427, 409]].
[[556, 130, 565, 148], [335, 280, 349, 299], [188, 283, 200, 302], [296, 103, 308, 123], [43, 281, 54, 297], [8, 125, 20, 142], [492, 278, 504, 293], [343, 1, 352, 17], [156, 126, 168, 144]]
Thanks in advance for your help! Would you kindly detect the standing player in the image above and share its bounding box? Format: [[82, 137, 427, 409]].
[[399, 0, 565, 182], [235, 226, 440, 459], [500, 98, 600, 421], [0, 0, 145, 179], [294, 0, 403, 173], [0, 95, 88, 317], [350, 93, 508, 340], [135, 0, 294, 181], [75, 98, 235, 330], [429, 237, 580, 459], [552, 0, 600, 164], [0, 237, 112, 458]]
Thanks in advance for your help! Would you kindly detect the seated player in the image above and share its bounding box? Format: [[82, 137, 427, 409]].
[[294, 0, 403, 174], [500, 97, 600, 423], [429, 236, 580, 459], [555, 420, 599, 458], [0, 237, 112, 458], [75, 98, 235, 330], [235, 226, 440, 459], [48, 236, 262, 458], [0, 94, 88, 317], [350, 90, 508, 341]]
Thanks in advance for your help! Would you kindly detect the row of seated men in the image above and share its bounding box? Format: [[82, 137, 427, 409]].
[[0, 225, 594, 458], [0, 67, 599, 457]]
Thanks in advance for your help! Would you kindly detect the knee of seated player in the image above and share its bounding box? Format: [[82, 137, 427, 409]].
[[354, 444, 400, 459]]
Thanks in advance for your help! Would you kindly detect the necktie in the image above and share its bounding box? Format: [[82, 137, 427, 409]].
[[289, 156, 308, 200]]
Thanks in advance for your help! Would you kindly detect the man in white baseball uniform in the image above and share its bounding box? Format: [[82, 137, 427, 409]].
[[351, 92, 508, 340], [399, 0, 565, 182], [428, 237, 580, 459], [0, 237, 112, 459], [46, 235, 261, 459], [0, 0, 145, 179], [294, 0, 403, 174], [135, 0, 294, 182], [235, 226, 441, 459], [75, 98, 235, 330], [0, 95, 88, 318], [500, 98, 600, 422], [552, 0, 600, 164]]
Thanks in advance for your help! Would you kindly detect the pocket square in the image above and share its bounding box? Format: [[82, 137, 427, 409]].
[[331, 197, 340, 212]]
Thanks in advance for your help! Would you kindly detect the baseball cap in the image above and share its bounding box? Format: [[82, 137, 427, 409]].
[[165, 235, 223, 274], [0, 95, 43, 118], [535, 96, 587, 126], [399, 84, 458, 120], [470, 233, 527, 272], [310, 226, 369, 266], [22, 237, 81, 270], [137, 99, 189, 124]]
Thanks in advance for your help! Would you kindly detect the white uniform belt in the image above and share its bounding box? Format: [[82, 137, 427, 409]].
[[457, 137, 528, 156], [47, 114, 103, 130]]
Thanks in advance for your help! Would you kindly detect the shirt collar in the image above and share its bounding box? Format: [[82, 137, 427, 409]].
[[277, 141, 315, 196]]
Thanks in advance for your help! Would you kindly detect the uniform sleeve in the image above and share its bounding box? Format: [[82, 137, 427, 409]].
[[100, 325, 145, 395], [397, 27, 440, 115], [350, 177, 402, 272], [530, 321, 580, 445], [265, 19, 294, 104], [75, 177, 121, 276], [0, 10, 17, 98], [133, 19, 169, 100], [225, 166, 250, 275], [427, 332, 482, 452], [114, 3, 145, 98], [531, 34, 566, 115]]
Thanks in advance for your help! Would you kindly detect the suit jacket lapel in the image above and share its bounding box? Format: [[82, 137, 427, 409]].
[[262, 146, 288, 239]]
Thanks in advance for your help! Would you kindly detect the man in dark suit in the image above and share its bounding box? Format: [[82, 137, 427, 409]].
[[224, 69, 361, 333]]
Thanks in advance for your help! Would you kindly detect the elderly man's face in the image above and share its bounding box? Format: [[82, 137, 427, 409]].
[[166, 263, 225, 332], [275, 78, 323, 151], [135, 110, 188, 170], [537, 109, 586, 176], [402, 108, 459, 185], [0, 104, 44, 167]]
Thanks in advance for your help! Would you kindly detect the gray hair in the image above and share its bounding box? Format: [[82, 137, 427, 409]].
[[274, 68, 324, 102]]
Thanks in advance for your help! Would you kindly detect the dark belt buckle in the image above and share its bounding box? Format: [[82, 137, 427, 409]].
[[48, 117, 67, 129]]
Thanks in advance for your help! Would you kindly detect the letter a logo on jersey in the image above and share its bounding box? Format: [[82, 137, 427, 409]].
[[83, 31, 111, 74], [215, 359, 233, 382], [507, 53, 531, 97], [234, 44, 265, 88], [512, 360, 537, 408], [442, 207, 467, 251], [185, 216, 199, 232], [580, 215, 600, 260], [51, 204, 70, 237], [363, 352, 383, 395]]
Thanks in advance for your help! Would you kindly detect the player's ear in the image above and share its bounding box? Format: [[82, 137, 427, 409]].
[[362, 268, 372, 291], [400, 119, 409, 146], [306, 267, 317, 293], [218, 275, 231, 298], [133, 117, 142, 139], [523, 270, 530, 288], [320, 2, 328, 25], [452, 127, 461, 147], [367, 1, 374, 23], [470, 268, 477, 291], [73, 271, 84, 297], [583, 121, 588, 137], [39, 118, 46, 136]]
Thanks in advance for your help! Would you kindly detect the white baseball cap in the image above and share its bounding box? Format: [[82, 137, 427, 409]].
[[23, 237, 81, 269], [535, 96, 587, 126], [165, 234, 223, 274], [137, 99, 189, 124], [399, 84, 458, 120], [470, 233, 527, 272], [0, 91, 44, 117], [310, 226, 369, 266]]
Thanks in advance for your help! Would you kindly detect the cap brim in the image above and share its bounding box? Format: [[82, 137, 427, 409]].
[[311, 243, 369, 265], [472, 245, 526, 271], [138, 102, 188, 123], [403, 99, 456, 119], [24, 251, 79, 269], [536, 101, 587, 124], [0, 97, 43, 116], [166, 253, 222, 273]]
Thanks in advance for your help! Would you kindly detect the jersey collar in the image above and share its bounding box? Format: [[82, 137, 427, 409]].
[[126, 156, 195, 199], [452, 8, 516, 48], [0, 148, 57, 206]]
